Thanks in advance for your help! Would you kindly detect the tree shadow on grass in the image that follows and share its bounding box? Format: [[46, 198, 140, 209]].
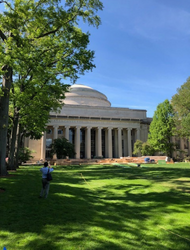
[[1, 165, 190, 249]]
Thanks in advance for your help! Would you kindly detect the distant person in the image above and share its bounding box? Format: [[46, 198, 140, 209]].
[[144, 157, 150, 163], [39, 162, 54, 198], [5, 157, 8, 166]]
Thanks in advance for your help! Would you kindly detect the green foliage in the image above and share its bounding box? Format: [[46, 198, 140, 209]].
[[184, 156, 190, 162], [51, 137, 75, 159], [148, 99, 175, 157], [172, 77, 190, 137], [133, 140, 143, 155], [18, 147, 34, 164], [0, 0, 103, 175], [0, 87, 3, 97], [133, 140, 155, 156], [0, 0, 103, 81], [141, 142, 155, 156], [0, 0, 103, 139]]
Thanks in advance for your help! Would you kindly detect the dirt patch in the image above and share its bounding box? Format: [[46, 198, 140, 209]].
[[0, 188, 5, 193]]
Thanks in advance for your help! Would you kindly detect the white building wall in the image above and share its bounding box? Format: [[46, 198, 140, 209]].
[[51, 105, 147, 120]]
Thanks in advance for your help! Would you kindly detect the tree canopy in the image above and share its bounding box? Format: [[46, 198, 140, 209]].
[[148, 99, 175, 157], [171, 77, 190, 137], [0, 0, 103, 175], [133, 140, 155, 156]]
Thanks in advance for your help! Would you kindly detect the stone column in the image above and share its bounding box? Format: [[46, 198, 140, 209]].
[[123, 129, 127, 157], [108, 127, 112, 158], [85, 126, 91, 159], [97, 127, 102, 157], [118, 128, 122, 158], [53, 125, 58, 160], [136, 128, 140, 141], [53, 125, 58, 140], [128, 128, 132, 156], [41, 131, 46, 160], [75, 126, 81, 159], [65, 126, 70, 141]]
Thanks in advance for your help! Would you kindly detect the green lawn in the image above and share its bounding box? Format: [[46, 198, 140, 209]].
[[1, 163, 190, 250]]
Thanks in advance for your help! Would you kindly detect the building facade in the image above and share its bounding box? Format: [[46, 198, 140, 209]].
[[26, 84, 152, 161]]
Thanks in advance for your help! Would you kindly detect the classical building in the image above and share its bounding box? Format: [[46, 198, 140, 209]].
[[26, 84, 152, 161]]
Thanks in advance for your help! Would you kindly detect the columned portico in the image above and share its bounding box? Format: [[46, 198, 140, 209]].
[[31, 84, 151, 161], [41, 124, 145, 160]]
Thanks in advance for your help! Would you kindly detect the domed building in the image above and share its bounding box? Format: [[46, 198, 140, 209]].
[[26, 84, 151, 160], [64, 84, 111, 107]]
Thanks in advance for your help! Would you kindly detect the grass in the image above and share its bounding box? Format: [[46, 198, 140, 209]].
[[1, 163, 190, 249]]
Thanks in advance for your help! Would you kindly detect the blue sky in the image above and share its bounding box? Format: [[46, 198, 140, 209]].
[[76, 0, 190, 117], [1, 0, 190, 117]]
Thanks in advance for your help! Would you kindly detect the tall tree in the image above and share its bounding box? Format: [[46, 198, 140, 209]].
[[171, 77, 190, 137], [8, 80, 69, 170], [0, 0, 103, 175], [148, 99, 175, 157]]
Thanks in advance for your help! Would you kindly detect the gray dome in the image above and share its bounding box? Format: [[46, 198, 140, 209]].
[[64, 84, 111, 107]]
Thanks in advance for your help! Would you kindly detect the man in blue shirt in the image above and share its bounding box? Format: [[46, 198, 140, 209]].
[[39, 162, 54, 198]]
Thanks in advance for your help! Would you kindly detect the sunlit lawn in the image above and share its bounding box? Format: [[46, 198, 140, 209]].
[[1, 163, 190, 249]]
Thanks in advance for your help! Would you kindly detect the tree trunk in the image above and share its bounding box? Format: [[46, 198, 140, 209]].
[[8, 110, 19, 170], [15, 124, 22, 168], [0, 66, 12, 176]]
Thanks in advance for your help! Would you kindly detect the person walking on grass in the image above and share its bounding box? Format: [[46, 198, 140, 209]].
[[39, 162, 54, 198]]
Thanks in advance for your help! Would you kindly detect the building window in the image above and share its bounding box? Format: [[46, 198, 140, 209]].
[[122, 139, 124, 157], [69, 128, 75, 144], [47, 129, 52, 134], [112, 130, 115, 157], [91, 129, 96, 158], [46, 139, 52, 148], [58, 129, 63, 135], [102, 129, 105, 158], [46, 138, 52, 159], [80, 129, 85, 158], [46, 150, 52, 159]]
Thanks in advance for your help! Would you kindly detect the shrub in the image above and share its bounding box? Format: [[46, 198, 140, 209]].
[[184, 156, 190, 162], [18, 147, 34, 164], [51, 137, 76, 159]]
